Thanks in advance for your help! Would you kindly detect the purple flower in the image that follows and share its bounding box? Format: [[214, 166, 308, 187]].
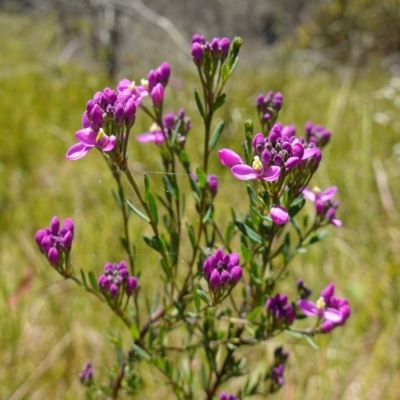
[[297, 283, 350, 332], [151, 83, 164, 105], [219, 392, 240, 400], [218, 148, 280, 182], [266, 293, 296, 326], [66, 128, 116, 160], [116, 78, 149, 101], [98, 261, 138, 299], [79, 362, 93, 385], [270, 206, 289, 225], [305, 121, 332, 148], [271, 363, 285, 386], [303, 186, 342, 227], [136, 110, 191, 146], [207, 174, 218, 197], [147, 62, 172, 90], [136, 123, 166, 145], [203, 249, 242, 291], [35, 216, 74, 267]]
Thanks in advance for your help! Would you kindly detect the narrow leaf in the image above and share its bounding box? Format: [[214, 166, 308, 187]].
[[196, 289, 209, 304], [132, 343, 151, 360], [213, 93, 226, 112], [235, 221, 262, 244], [208, 120, 225, 151], [126, 200, 150, 222], [88, 271, 98, 292], [144, 174, 150, 202], [194, 89, 205, 118], [112, 189, 122, 207], [147, 193, 158, 226], [131, 324, 140, 340], [196, 167, 207, 189]]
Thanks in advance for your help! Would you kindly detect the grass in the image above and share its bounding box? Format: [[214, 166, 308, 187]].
[[1, 12, 400, 400]]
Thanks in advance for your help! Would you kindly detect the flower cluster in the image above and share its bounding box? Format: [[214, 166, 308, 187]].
[[304, 121, 332, 149], [303, 186, 342, 227], [219, 392, 240, 400], [136, 109, 192, 146], [191, 35, 230, 67], [66, 86, 141, 160], [297, 283, 351, 333], [98, 261, 138, 299], [256, 91, 283, 131], [79, 362, 93, 385], [203, 249, 242, 292], [35, 216, 74, 267], [266, 293, 296, 327], [219, 123, 322, 224], [147, 62, 171, 106]]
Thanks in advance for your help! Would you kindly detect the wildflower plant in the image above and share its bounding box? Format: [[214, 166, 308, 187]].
[[35, 35, 351, 399]]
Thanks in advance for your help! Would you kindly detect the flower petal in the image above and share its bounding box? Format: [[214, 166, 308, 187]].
[[303, 147, 320, 160], [323, 308, 343, 323], [66, 143, 90, 160], [331, 218, 342, 227], [320, 186, 337, 202], [136, 132, 165, 144], [262, 166, 281, 182], [302, 188, 316, 202], [231, 164, 258, 180], [75, 128, 97, 146], [82, 111, 91, 128], [297, 299, 318, 316], [102, 135, 116, 152], [270, 206, 289, 225], [218, 149, 243, 168]]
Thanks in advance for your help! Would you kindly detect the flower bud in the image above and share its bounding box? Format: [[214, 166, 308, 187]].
[[191, 42, 204, 66], [50, 216, 60, 235], [48, 247, 59, 265], [207, 174, 218, 197], [35, 230, 47, 248], [219, 37, 230, 60], [124, 98, 137, 128], [126, 276, 138, 295], [151, 83, 164, 105], [109, 283, 119, 298], [158, 62, 171, 86], [231, 266, 242, 282], [63, 231, 73, 251], [210, 270, 221, 289]]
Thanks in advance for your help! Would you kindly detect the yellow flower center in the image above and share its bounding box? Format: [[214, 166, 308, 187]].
[[252, 156, 263, 171], [128, 81, 136, 91], [141, 79, 149, 90], [316, 297, 326, 310], [96, 128, 106, 143], [149, 123, 161, 132], [312, 186, 321, 193]]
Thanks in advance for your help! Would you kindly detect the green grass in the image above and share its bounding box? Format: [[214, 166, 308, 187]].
[[1, 12, 400, 400]]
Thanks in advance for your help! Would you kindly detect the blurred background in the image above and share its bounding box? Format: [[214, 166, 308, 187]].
[[1, 0, 400, 399]]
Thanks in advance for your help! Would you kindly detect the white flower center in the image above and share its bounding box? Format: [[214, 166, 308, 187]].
[[252, 156, 262, 171]]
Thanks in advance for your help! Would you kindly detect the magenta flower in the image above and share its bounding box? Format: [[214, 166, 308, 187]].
[[66, 128, 116, 160], [303, 186, 342, 227], [79, 362, 93, 385], [266, 293, 296, 326], [35, 216, 74, 267], [116, 78, 149, 101], [218, 148, 280, 181], [203, 249, 242, 291], [136, 123, 166, 145], [98, 261, 138, 298], [270, 206, 289, 225], [297, 282, 350, 332]]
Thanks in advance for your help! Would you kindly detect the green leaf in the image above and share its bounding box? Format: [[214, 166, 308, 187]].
[[131, 324, 140, 340], [147, 193, 158, 226], [225, 221, 235, 245], [186, 223, 196, 248], [88, 271, 98, 292], [196, 167, 207, 189], [126, 200, 150, 222], [112, 189, 122, 207], [247, 306, 262, 321], [307, 230, 328, 245], [282, 232, 291, 262], [288, 196, 305, 218], [194, 89, 205, 118], [213, 93, 226, 112], [171, 118, 182, 145], [229, 55, 240, 77], [305, 335, 319, 350], [179, 150, 190, 168], [208, 120, 225, 151], [80, 269, 87, 287], [132, 343, 151, 360], [196, 289, 209, 304], [202, 204, 213, 223], [284, 329, 302, 339], [221, 64, 229, 83], [144, 174, 150, 202], [193, 288, 201, 310], [235, 221, 262, 244]]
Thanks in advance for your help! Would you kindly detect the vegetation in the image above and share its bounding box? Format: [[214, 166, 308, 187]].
[[1, 13, 400, 400]]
